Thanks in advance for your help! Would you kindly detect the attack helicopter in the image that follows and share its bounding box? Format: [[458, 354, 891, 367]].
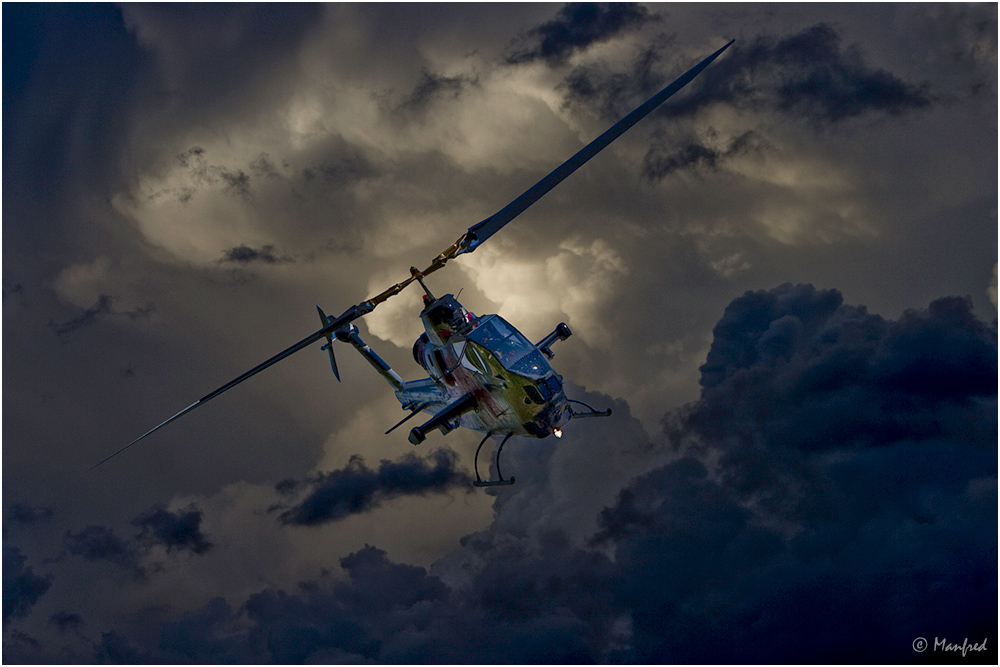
[[94, 40, 734, 486]]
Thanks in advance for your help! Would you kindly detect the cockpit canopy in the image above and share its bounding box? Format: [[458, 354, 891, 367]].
[[466, 314, 554, 380], [421, 294, 473, 341]]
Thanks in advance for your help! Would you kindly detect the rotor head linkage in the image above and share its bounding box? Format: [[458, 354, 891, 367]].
[[411, 266, 436, 300]]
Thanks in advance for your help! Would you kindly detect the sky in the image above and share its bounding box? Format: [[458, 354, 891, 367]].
[[2, 3, 997, 663]]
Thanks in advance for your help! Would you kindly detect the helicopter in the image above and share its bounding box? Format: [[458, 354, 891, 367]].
[[94, 39, 734, 486]]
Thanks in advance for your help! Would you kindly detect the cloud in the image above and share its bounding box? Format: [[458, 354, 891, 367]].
[[642, 129, 763, 180], [131, 505, 213, 555], [989, 262, 998, 308], [157, 597, 253, 662], [587, 285, 998, 661], [93, 631, 153, 664], [458, 237, 629, 347], [61, 506, 214, 577], [559, 37, 672, 120], [62, 526, 139, 571], [3, 547, 53, 626], [697, 285, 996, 431], [673, 24, 932, 124], [395, 69, 480, 115], [8, 503, 55, 526], [276, 449, 473, 526], [48, 294, 156, 336], [239, 545, 449, 662], [506, 3, 654, 67], [49, 610, 83, 633], [563, 24, 932, 126], [219, 244, 290, 265], [48, 294, 113, 336], [170, 146, 256, 201]]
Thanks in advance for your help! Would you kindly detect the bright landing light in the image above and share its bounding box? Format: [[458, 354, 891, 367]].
[[553, 428, 562, 438]]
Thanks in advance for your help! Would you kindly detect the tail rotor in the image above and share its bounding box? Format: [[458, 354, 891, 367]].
[[317, 306, 340, 381]]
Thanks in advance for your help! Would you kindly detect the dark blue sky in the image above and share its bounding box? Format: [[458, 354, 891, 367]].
[[3, 3, 996, 663]]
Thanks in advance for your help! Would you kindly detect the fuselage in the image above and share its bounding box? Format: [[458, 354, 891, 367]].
[[396, 294, 570, 439]]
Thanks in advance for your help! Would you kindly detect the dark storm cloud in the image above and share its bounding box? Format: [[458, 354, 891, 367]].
[[219, 168, 251, 197], [593, 458, 995, 662], [694, 285, 996, 453], [8, 502, 55, 526], [395, 69, 479, 115], [243, 546, 446, 662], [94, 631, 153, 664], [131, 547, 447, 662], [300, 136, 382, 187], [3, 546, 53, 626], [220, 244, 289, 265], [120, 3, 322, 127], [506, 3, 654, 66], [62, 525, 139, 571], [49, 610, 83, 633], [61, 506, 214, 575], [642, 129, 763, 181], [172, 146, 255, 201], [157, 597, 252, 662], [563, 24, 931, 126], [106, 530, 621, 662], [49, 294, 113, 336], [559, 37, 669, 119], [276, 449, 473, 526], [587, 285, 997, 662], [2, 280, 27, 304], [676, 23, 932, 124], [248, 152, 280, 178], [131, 505, 213, 555], [145, 543, 611, 663], [3, 3, 143, 224], [49, 294, 156, 336]]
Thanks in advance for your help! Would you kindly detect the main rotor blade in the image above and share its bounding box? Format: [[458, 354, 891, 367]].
[[458, 39, 734, 255], [93, 305, 367, 469]]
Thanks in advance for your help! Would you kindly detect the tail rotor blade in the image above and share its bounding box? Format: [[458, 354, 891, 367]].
[[317, 305, 341, 381], [327, 345, 341, 382]]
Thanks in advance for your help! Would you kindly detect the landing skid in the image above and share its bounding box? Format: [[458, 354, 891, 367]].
[[473, 432, 515, 487]]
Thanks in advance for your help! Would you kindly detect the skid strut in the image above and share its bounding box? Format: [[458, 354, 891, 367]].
[[473, 432, 515, 487]]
